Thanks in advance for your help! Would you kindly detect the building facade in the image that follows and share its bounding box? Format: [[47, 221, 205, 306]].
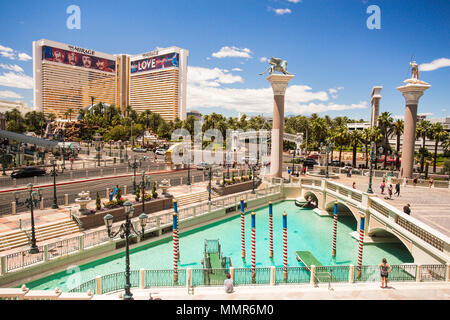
[[33, 39, 188, 121]]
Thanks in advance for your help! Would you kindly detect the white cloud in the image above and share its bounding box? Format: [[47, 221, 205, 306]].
[[260, 57, 268, 63], [18, 53, 32, 61], [0, 63, 24, 73], [328, 87, 344, 99], [232, 68, 243, 72], [188, 66, 244, 87], [0, 90, 23, 99], [288, 0, 302, 3], [273, 8, 292, 15], [0, 71, 33, 89], [212, 46, 252, 59], [419, 58, 450, 72]]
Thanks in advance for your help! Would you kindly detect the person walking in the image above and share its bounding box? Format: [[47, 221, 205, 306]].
[[114, 185, 119, 197], [413, 177, 418, 187], [380, 180, 386, 194], [224, 273, 234, 293], [388, 184, 393, 199], [403, 203, 411, 215], [402, 177, 407, 187], [352, 182, 356, 189], [394, 182, 400, 197], [108, 189, 114, 201], [429, 178, 433, 188], [378, 258, 392, 288]]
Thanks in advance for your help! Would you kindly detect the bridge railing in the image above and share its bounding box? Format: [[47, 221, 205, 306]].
[[297, 178, 450, 258]]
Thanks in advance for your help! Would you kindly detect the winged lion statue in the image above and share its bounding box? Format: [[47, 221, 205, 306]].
[[259, 57, 291, 76]]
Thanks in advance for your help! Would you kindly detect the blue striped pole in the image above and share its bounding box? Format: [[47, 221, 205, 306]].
[[356, 214, 365, 279], [282, 212, 288, 280], [240, 198, 245, 259], [332, 201, 338, 257], [269, 202, 273, 258], [251, 211, 256, 283], [172, 211, 178, 283], [173, 200, 179, 260]]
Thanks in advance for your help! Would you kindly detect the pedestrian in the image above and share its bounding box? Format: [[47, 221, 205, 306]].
[[303, 166, 306, 175], [224, 273, 234, 293], [402, 177, 407, 187], [380, 180, 385, 194], [394, 182, 400, 197], [413, 177, 418, 187], [429, 178, 433, 188], [114, 185, 119, 196], [388, 184, 393, 199], [403, 203, 411, 215], [352, 182, 356, 189], [109, 189, 114, 201], [378, 258, 392, 289]]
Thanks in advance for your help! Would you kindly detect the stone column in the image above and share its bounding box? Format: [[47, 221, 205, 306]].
[[370, 86, 383, 128], [397, 79, 431, 179], [267, 74, 294, 178]]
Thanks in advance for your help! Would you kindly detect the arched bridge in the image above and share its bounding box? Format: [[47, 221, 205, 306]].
[[284, 177, 450, 265]]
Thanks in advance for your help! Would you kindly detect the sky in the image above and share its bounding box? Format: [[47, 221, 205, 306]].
[[0, 0, 449, 121]]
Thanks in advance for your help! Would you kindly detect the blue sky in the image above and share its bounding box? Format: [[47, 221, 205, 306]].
[[0, 0, 449, 120]]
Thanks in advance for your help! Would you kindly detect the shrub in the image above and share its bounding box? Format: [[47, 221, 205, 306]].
[[96, 192, 101, 211], [135, 186, 140, 202], [152, 182, 158, 198], [143, 194, 152, 201]]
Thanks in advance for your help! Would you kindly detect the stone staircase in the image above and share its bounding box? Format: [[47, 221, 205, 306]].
[[176, 191, 211, 207], [0, 220, 81, 252]]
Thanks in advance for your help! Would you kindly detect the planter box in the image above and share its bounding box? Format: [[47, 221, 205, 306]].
[[74, 196, 173, 229], [213, 180, 261, 196]]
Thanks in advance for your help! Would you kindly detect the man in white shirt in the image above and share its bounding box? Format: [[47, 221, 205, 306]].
[[224, 273, 234, 293]]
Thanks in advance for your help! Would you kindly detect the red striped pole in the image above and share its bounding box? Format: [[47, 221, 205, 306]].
[[269, 202, 273, 258], [332, 201, 338, 257], [282, 212, 288, 281], [172, 212, 178, 283], [240, 199, 246, 259], [356, 214, 366, 279], [251, 211, 256, 283], [173, 200, 180, 261]]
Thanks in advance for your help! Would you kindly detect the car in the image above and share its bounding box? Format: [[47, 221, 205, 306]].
[[303, 159, 318, 167], [132, 147, 147, 153], [307, 154, 320, 160], [154, 149, 166, 156], [11, 166, 46, 179], [329, 160, 341, 167], [196, 162, 210, 170]]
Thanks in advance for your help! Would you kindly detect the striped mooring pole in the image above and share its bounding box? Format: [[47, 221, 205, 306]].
[[240, 199, 246, 259], [282, 211, 288, 281], [269, 202, 273, 258], [332, 201, 338, 257], [251, 211, 256, 283], [356, 214, 365, 279], [173, 200, 180, 260], [172, 211, 179, 283]]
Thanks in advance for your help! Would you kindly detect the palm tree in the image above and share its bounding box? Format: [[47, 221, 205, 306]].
[[333, 126, 349, 165], [348, 129, 361, 168], [67, 108, 74, 121], [392, 119, 404, 170], [361, 128, 371, 168], [369, 126, 384, 169], [416, 120, 432, 172], [430, 123, 449, 173], [377, 112, 394, 169]]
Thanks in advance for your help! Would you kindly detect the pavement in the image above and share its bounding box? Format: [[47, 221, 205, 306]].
[[97, 282, 450, 300]]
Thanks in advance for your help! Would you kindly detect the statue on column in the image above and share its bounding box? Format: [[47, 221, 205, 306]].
[[259, 57, 291, 75], [410, 60, 419, 80]]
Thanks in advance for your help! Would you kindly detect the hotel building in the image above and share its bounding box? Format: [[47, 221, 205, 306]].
[[33, 39, 188, 121]]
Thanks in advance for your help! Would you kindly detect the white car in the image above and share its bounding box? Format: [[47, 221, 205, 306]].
[[196, 162, 210, 170], [155, 149, 166, 156]]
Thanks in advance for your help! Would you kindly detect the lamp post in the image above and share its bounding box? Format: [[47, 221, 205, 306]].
[[49, 154, 58, 209], [367, 142, 376, 194], [14, 184, 42, 253], [208, 165, 212, 203], [140, 170, 146, 213], [109, 140, 113, 157], [93, 133, 103, 168], [320, 139, 334, 179], [251, 164, 256, 194], [128, 157, 142, 194], [104, 201, 147, 300], [187, 150, 191, 186], [291, 148, 296, 175], [124, 141, 128, 161], [119, 140, 123, 163]]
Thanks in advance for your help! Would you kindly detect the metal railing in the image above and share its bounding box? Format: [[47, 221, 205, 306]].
[[144, 269, 186, 287], [274, 266, 310, 284], [420, 264, 447, 282]]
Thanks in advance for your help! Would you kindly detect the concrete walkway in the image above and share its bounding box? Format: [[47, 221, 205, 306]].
[[96, 282, 450, 300]]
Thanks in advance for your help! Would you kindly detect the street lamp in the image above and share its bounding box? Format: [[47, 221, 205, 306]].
[[208, 165, 212, 203], [104, 201, 147, 300], [124, 141, 129, 161], [14, 183, 42, 253], [93, 133, 103, 167], [366, 142, 376, 194], [119, 140, 123, 163], [251, 164, 256, 194], [109, 140, 113, 157], [140, 170, 146, 213], [128, 157, 142, 194], [187, 150, 191, 186], [320, 139, 334, 179], [49, 154, 58, 209]]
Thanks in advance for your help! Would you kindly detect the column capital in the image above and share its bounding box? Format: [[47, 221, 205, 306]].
[[397, 80, 431, 105], [266, 74, 295, 96]]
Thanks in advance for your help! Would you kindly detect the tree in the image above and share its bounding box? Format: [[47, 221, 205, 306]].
[[348, 129, 361, 168], [377, 112, 394, 169], [361, 128, 371, 168], [392, 119, 404, 170], [416, 120, 432, 172], [67, 108, 74, 121], [333, 126, 349, 165], [429, 123, 449, 173]]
